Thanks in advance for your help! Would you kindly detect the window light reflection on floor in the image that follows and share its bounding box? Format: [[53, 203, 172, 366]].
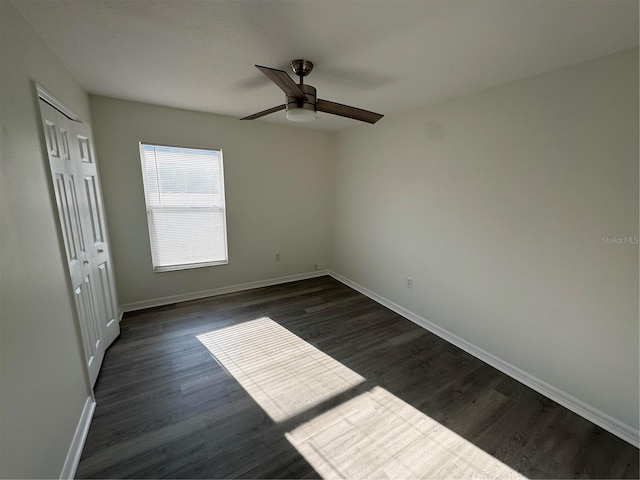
[[286, 386, 524, 479], [196, 317, 365, 422], [196, 317, 524, 479]]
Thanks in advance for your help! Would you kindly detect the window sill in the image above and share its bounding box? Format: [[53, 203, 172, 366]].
[[153, 260, 228, 273]]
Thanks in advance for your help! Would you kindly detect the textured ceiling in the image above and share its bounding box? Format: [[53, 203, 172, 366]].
[[12, 0, 639, 131]]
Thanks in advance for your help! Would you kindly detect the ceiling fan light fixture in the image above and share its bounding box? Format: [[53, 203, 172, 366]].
[[286, 106, 317, 122], [285, 83, 317, 122]]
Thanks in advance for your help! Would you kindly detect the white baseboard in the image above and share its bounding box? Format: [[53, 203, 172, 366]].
[[329, 270, 639, 448], [60, 396, 96, 480], [120, 270, 329, 313]]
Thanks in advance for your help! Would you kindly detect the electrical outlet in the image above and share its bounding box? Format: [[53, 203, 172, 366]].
[[406, 277, 413, 289], [275, 253, 280, 262], [319, 262, 326, 269]]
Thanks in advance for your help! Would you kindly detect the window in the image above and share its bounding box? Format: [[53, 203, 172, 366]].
[[139, 143, 228, 272]]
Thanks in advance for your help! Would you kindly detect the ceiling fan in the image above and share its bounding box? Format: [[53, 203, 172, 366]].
[[240, 59, 383, 124]]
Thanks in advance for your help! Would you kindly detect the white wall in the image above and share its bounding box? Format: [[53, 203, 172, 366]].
[[89, 96, 334, 307], [0, 1, 93, 477], [331, 49, 639, 434]]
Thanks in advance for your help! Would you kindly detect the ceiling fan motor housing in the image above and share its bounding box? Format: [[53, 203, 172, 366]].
[[286, 84, 317, 121]]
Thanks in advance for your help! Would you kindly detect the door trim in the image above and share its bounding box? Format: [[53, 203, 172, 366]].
[[36, 82, 79, 121]]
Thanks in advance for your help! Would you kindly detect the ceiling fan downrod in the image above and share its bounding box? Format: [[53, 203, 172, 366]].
[[290, 59, 314, 86]]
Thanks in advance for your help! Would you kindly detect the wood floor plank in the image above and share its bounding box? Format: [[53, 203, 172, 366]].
[[76, 276, 639, 479]]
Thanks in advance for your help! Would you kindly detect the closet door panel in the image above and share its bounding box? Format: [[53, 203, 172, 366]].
[[40, 100, 105, 385], [40, 98, 120, 386], [72, 121, 120, 348]]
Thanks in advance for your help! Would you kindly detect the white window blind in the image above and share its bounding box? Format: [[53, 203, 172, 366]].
[[139, 143, 228, 272]]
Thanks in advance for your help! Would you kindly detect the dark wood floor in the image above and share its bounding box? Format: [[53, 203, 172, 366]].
[[77, 276, 639, 479]]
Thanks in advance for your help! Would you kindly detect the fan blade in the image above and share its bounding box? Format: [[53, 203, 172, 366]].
[[240, 104, 286, 120], [256, 65, 307, 99], [316, 99, 383, 124]]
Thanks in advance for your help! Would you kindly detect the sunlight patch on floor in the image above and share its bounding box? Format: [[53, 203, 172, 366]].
[[286, 386, 524, 479], [196, 317, 365, 422], [197, 317, 524, 479]]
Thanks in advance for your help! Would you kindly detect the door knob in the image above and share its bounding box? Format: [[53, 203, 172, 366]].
[[97, 248, 104, 253], [83, 260, 89, 264]]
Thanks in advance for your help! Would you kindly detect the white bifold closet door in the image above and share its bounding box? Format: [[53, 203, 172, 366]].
[[39, 99, 119, 386]]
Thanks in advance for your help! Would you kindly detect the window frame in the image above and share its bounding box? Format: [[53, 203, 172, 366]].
[[139, 142, 229, 273]]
